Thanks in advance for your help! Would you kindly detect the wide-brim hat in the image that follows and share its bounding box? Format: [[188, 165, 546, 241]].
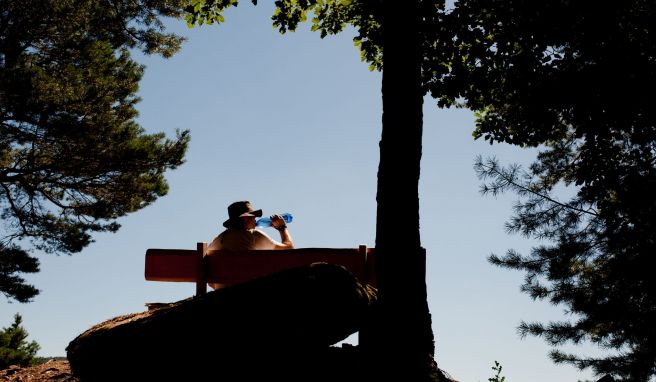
[[223, 201, 263, 228]]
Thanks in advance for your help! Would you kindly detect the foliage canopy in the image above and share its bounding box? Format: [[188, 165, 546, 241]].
[[445, 1, 656, 380], [1, 0, 190, 302]]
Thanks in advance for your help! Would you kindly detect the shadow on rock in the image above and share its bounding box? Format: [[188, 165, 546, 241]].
[[67, 263, 377, 381]]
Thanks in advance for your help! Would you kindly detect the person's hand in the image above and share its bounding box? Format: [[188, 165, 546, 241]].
[[271, 214, 286, 230]]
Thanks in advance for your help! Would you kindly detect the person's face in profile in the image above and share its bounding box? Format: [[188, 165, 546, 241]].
[[241, 215, 257, 230]]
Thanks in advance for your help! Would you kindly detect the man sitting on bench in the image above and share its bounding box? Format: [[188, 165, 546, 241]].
[[209, 200, 295, 252], [208, 201, 295, 290]]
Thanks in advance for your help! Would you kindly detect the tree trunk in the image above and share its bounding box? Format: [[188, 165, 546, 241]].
[[363, 0, 437, 380]]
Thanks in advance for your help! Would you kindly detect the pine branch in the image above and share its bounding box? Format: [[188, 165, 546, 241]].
[[476, 156, 599, 218]]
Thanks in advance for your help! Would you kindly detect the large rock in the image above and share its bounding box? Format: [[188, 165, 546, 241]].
[[67, 263, 376, 381]]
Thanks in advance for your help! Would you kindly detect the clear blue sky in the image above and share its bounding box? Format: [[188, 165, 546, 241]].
[[2, 3, 603, 381]]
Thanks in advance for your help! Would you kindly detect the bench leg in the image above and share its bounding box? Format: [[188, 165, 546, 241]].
[[196, 242, 208, 296]]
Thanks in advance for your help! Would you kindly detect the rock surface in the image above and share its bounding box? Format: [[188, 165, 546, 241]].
[[0, 360, 77, 382], [67, 263, 376, 381]]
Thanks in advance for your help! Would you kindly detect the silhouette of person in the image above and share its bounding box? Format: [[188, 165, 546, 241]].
[[208, 201, 294, 251]]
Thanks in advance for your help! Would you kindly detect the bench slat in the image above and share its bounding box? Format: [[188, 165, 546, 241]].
[[145, 245, 376, 291], [204, 251, 367, 286], [145, 249, 197, 282]]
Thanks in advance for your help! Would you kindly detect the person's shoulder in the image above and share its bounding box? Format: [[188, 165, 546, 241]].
[[251, 229, 271, 238], [250, 229, 278, 249], [216, 229, 234, 238], [252, 229, 278, 242]]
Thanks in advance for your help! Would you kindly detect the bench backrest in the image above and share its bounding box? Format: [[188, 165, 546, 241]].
[[145, 244, 376, 295]]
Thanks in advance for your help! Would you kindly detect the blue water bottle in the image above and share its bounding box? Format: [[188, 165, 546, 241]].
[[256, 212, 293, 228]]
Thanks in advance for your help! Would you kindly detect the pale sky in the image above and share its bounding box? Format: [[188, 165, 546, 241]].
[[1, 3, 603, 381]]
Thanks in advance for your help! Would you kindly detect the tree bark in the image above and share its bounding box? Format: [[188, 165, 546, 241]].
[[363, 0, 437, 380]]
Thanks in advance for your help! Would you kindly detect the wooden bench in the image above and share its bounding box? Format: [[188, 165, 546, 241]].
[[145, 243, 377, 297]]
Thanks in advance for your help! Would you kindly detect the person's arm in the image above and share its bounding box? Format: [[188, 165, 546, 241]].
[[271, 214, 294, 249]]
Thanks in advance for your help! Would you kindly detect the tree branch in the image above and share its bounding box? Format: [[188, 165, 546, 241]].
[[480, 161, 600, 218]]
